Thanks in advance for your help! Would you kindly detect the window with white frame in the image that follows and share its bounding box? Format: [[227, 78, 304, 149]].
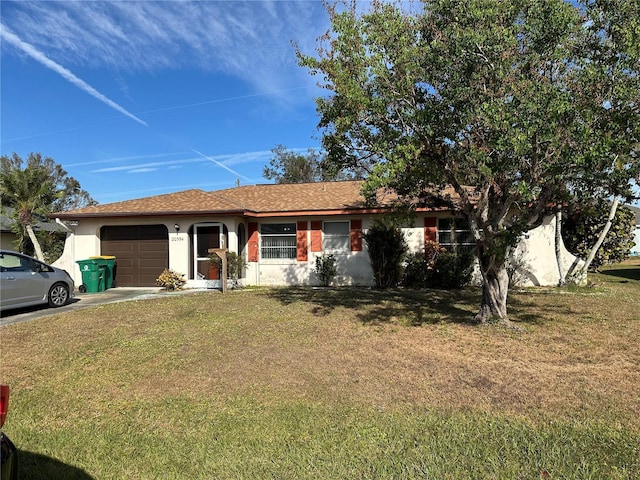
[[438, 218, 475, 254], [323, 221, 350, 251], [260, 223, 297, 259]]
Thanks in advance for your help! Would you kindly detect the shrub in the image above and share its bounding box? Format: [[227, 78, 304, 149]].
[[155, 269, 186, 291], [402, 243, 474, 290], [314, 254, 337, 287], [434, 252, 474, 289], [402, 252, 434, 289], [209, 251, 247, 288], [363, 220, 407, 289]]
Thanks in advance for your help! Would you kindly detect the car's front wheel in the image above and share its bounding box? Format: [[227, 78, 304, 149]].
[[48, 283, 69, 307]]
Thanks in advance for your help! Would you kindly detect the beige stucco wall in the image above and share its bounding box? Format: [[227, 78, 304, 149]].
[[53, 212, 581, 290], [245, 216, 374, 287], [52, 216, 242, 288], [510, 215, 584, 286]]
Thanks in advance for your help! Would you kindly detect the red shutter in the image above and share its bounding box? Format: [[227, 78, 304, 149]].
[[248, 222, 259, 262], [297, 221, 308, 261], [350, 219, 362, 251], [311, 220, 322, 252], [424, 217, 437, 244]]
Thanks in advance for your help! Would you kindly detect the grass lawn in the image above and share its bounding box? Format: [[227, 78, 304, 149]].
[[1, 258, 639, 479]]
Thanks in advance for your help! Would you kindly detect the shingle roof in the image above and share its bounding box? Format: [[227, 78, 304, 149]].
[[216, 181, 394, 215], [2, 207, 68, 232], [52, 180, 460, 219], [53, 189, 245, 218]]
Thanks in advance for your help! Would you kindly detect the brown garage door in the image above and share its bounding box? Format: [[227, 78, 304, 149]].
[[100, 225, 169, 287]]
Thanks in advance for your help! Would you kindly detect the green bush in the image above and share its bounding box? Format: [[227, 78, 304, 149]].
[[434, 252, 474, 289], [314, 254, 337, 286], [402, 252, 434, 288], [402, 241, 447, 288], [155, 269, 186, 291], [402, 246, 474, 290], [209, 251, 247, 287], [363, 220, 407, 289]]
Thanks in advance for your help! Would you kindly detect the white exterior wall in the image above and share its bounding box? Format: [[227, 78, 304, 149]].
[[631, 226, 640, 256], [52, 216, 242, 288], [52, 219, 102, 285], [244, 216, 374, 287], [248, 251, 374, 287], [510, 215, 584, 286], [53, 212, 580, 290]]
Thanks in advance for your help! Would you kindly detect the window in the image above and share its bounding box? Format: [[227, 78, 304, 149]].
[[438, 218, 475, 254], [323, 221, 350, 251], [0, 252, 34, 272], [261, 223, 297, 259]]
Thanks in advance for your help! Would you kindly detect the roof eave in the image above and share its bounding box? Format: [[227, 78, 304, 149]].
[[51, 209, 248, 220]]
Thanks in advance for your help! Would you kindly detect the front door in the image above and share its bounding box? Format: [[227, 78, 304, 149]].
[[193, 224, 221, 286]]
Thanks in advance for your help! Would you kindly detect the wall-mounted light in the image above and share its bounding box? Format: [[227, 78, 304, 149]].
[[174, 223, 180, 231]]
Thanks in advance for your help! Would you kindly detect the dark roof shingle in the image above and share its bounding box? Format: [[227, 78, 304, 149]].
[[53, 181, 464, 219]]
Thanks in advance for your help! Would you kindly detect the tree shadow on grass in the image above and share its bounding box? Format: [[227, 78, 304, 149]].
[[506, 296, 569, 325], [598, 267, 640, 282], [267, 287, 522, 326], [17, 450, 95, 480], [266, 286, 559, 326]]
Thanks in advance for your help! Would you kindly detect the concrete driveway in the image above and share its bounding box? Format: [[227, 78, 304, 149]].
[[0, 287, 209, 327]]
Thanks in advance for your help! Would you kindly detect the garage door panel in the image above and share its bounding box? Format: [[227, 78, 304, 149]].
[[100, 225, 168, 287], [139, 242, 167, 252]]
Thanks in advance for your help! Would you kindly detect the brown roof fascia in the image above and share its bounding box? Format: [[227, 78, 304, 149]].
[[244, 208, 385, 218], [243, 205, 454, 218], [52, 209, 247, 220]]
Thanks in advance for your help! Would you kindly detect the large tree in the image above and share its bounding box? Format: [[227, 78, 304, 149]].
[[563, 201, 636, 271], [263, 144, 365, 184], [263, 145, 328, 184], [0, 152, 95, 261], [298, 0, 640, 323]]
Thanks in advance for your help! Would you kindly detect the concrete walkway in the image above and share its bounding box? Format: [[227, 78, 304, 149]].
[[0, 287, 211, 327]]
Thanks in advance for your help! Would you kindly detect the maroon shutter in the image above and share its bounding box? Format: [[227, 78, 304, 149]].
[[350, 219, 362, 251], [297, 221, 308, 261], [311, 220, 323, 252], [248, 222, 259, 262], [424, 217, 437, 245]]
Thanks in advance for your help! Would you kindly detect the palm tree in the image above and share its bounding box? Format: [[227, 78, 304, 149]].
[[0, 152, 95, 261]]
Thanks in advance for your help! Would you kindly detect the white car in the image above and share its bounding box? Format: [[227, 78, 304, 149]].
[[0, 250, 74, 312]]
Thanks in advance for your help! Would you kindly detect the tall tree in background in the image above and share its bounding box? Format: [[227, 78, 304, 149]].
[[564, 0, 640, 276], [263, 144, 365, 184], [563, 201, 636, 271], [263, 145, 327, 184], [0, 152, 95, 261], [298, 0, 640, 323]]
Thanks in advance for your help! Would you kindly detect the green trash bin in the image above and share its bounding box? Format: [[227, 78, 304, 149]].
[[89, 256, 116, 289], [76, 259, 105, 293]]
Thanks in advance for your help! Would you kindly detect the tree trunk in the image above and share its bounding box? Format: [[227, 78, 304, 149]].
[[475, 252, 510, 323], [25, 223, 45, 261], [578, 195, 620, 276], [555, 207, 566, 286]]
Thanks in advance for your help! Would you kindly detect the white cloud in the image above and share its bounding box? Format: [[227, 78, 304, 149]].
[[88, 149, 277, 174], [0, 24, 148, 126], [1, 1, 328, 97]]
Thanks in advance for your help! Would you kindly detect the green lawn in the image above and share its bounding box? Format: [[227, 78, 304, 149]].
[[1, 259, 639, 479]]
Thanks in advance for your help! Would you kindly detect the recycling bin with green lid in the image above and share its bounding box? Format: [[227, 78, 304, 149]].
[[89, 256, 116, 289], [76, 259, 107, 293]]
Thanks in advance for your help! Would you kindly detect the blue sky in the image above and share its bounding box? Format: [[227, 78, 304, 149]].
[[1, 1, 330, 204]]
